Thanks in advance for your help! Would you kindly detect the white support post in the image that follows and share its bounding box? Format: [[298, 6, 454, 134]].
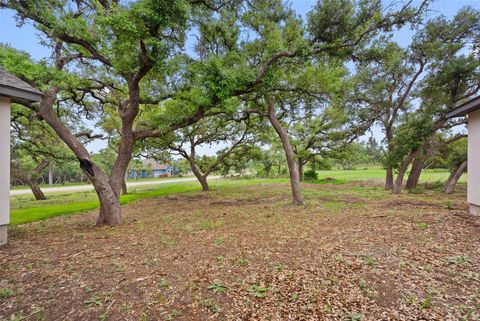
[[0, 96, 10, 245], [468, 109, 480, 215]]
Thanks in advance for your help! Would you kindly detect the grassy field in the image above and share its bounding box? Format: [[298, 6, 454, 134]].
[[10, 175, 194, 190], [2, 179, 477, 320], [10, 183, 197, 225], [9, 168, 465, 225], [317, 167, 466, 183], [9, 178, 287, 225]]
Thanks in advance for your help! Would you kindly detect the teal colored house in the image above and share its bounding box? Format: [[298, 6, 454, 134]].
[[128, 159, 177, 179]]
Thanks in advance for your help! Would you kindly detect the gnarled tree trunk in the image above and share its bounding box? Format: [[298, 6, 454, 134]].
[[443, 160, 467, 194], [267, 96, 304, 205], [384, 125, 394, 190], [188, 156, 209, 191], [12, 160, 50, 201], [405, 152, 424, 190], [109, 117, 136, 197], [385, 167, 394, 190], [265, 165, 271, 177], [95, 181, 122, 225], [298, 159, 304, 182], [197, 175, 210, 191], [393, 149, 420, 194], [122, 179, 128, 195], [26, 177, 46, 201], [38, 90, 121, 225]]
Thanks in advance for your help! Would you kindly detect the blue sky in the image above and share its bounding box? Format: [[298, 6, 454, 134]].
[[1, 0, 479, 154], [2, 0, 479, 61]]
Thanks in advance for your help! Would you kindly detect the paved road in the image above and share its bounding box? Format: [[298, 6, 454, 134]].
[[10, 176, 220, 196]]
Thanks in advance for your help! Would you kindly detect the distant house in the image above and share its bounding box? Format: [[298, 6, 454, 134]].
[[128, 159, 177, 179]]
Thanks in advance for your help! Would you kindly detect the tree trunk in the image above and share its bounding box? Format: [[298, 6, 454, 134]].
[[48, 163, 53, 186], [385, 167, 394, 190], [393, 149, 419, 194], [37, 90, 121, 225], [298, 159, 304, 182], [14, 160, 51, 201], [188, 157, 209, 191], [122, 179, 128, 195], [177, 132, 247, 192], [26, 178, 46, 201], [384, 125, 394, 190], [109, 123, 135, 197], [95, 183, 122, 226], [443, 160, 467, 194], [266, 96, 304, 205], [192, 168, 209, 191], [405, 152, 424, 190], [265, 166, 271, 177], [198, 175, 209, 191], [107, 81, 144, 200]]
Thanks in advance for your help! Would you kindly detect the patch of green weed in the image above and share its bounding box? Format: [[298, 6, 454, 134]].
[[247, 285, 271, 298], [344, 312, 364, 321], [208, 282, 228, 293], [0, 288, 13, 298], [448, 255, 471, 265], [362, 255, 378, 266], [416, 222, 429, 230], [198, 220, 224, 230]]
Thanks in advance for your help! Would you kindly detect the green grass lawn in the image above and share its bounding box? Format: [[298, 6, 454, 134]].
[[9, 167, 464, 226], [10, 181, 200, 225], [9, 178, 287, 225], [317, 167, 466, 183], [10, 175, 194, 190]]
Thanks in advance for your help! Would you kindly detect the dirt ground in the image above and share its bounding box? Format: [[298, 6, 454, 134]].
[[1, 182, 480, 321]]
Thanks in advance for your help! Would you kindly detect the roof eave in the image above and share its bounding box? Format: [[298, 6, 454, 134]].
[[0, 86, 43, 103], [446, 96, 480, 118]]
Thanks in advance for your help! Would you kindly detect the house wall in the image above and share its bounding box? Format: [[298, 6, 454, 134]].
[[153, 169, 168, 177], [0, 97, 11, 244], [130, 170, 150, 178], [130, 166, 176, 178], [468, 109, 480, 213]]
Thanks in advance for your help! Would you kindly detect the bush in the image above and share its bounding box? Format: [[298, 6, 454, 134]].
[[316, 177, 345, 185], [408, 186, 425, 194], [304, 169, 318, 181], [424, 180, 444, 191]]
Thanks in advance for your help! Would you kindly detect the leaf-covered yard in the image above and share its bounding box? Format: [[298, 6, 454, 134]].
[[1, 181, 479, 321]]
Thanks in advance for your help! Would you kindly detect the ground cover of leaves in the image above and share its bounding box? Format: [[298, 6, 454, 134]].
[[1, 181, 479, 321]]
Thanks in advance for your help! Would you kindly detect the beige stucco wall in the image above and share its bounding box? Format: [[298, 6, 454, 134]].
[[0, 96, 10, 229], [468, 109, 480, 207]]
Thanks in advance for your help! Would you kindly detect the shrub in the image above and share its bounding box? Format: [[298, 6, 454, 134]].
[[316, 177, 345, 185], [304, 169, 318, 181], [424, 181, 444, 191], [409, 186, 425, 194]]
